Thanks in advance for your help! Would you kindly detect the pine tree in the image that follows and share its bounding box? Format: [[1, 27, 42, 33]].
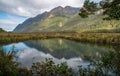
[[79, 0, 98, 18], [100, 0, 120, 20]]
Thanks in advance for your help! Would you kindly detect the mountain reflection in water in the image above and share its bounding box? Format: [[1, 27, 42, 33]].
[[2, 39, 115, 70]]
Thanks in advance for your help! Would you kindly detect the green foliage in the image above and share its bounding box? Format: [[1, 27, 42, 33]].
[[100, 0, 120, 20], [79, 0, 99, 18], [0, 48, 19, 76], [79, 8, 89, 18], [0, 48, 32, 76], [0, 28, 5, 33], [79, 45, 120, 76], [31, 58, 74, 76]]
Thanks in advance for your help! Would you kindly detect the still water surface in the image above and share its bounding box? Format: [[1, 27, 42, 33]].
[[1, 38, 115, 70]]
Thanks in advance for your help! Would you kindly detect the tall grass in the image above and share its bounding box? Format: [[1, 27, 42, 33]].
[[0, 33, 120, 45]]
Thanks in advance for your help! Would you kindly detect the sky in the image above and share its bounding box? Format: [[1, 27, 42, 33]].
[[0, 0, 101, 31]]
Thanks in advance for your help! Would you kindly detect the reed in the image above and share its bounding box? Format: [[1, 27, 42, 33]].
[[0, 33, 120, 45]]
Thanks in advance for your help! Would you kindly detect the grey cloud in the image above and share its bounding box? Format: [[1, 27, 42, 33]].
[[0, 0, 84, 17]]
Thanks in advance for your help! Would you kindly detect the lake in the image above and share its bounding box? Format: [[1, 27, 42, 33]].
[[0, 38, 117, 71]]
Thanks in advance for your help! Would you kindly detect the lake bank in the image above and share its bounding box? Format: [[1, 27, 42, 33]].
[[0, 33, 120, 45]]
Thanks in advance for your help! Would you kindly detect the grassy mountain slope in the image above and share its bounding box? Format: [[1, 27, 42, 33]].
[[15, 14, 120, 33], [14, 6, 79, 33], [63, 14, 120, 33], [23, 16, 70, 32], [14, 6, 120, 33]]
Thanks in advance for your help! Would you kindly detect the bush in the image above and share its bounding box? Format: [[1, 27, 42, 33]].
[[0, 48, 19, 76], [31, 58, 74, 76]]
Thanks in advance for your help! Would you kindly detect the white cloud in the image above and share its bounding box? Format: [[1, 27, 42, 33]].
[[0, 0, 84, 17]]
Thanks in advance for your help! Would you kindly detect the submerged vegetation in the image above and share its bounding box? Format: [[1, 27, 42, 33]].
[[0, 45, 120, 76]]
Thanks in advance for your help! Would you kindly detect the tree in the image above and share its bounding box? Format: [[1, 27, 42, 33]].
[[100, 0, 120, 20], [79, 0, 99, 18], [0, 28, 5, 33], [79, 8, 89, 18]]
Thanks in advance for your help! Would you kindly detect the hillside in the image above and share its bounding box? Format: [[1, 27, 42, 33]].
[[0, 28, 6, 33], [14, 6, 79, 32], [13, 6, 120, 33], [63, 14, 120, 33]]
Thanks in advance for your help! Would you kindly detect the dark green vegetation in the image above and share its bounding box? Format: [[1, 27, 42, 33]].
[[0, 28, 6, 33], [0, 48, 31, 76], [79, 0, 120, 20], [79, 45, 120, 76], [100, 0, 120, 20], [31, 59, 74, 76], [0, 48, 18, 76], [79, 0, 99, 18], [0, 33, 120, 45], [0, 45, 120, 76]]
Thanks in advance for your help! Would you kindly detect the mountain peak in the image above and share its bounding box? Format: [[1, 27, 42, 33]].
[[50, 6, 63, 13], [50, 6, 79, 16], [56, 6, 63, 9], [65, 6, 72, 9]]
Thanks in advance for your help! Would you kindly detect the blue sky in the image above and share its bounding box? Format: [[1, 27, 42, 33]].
[[0, 12, 27, 31], [0, 0, 101, 31]]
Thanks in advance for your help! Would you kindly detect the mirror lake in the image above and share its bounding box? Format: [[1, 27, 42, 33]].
[[0, 38, 118, 71]]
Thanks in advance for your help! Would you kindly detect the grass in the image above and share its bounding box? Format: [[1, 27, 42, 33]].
[[0, 32, 120, 45], [63, 14, 120, 33]]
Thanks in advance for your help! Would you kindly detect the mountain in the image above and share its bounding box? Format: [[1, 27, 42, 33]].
[[14, 6, 120, 33], [14, 6, 79, 32]]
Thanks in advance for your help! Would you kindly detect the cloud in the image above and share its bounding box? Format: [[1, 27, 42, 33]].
[[0, 0, 84, 17], [0, 0, 85, 31]]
